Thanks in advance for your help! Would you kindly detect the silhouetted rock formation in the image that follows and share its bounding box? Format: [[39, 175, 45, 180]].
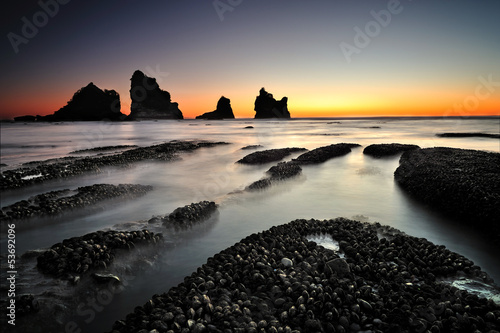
[[254, 87, 290, 118], [13, 115, 36, 122], [395, 147, 500, 244], [128, 70, 183, 120], [26, 82, 125, 121], [196, 96, 234, 119], [363, 143, 420, 157]]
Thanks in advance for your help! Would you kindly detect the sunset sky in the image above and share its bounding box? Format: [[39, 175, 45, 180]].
[[1, 0, 499, 119]]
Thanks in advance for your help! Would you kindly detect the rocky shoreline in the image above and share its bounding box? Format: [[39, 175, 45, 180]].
[[0, 140, 228, 190], [395, 147, 500, 245], [108, 218, 500, 333], [0, 184, 153, 221]]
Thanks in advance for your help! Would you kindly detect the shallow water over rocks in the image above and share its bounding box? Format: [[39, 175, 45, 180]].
[[1, 118, 499, 331]]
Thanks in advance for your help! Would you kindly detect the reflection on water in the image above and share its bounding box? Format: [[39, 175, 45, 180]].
[[1, 117, 499, 331]]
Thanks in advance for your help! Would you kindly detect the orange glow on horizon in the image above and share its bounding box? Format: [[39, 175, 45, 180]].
[[2, 90, 499, 120]]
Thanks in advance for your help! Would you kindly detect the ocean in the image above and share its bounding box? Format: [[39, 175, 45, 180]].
[[1, 117, 499, 332]]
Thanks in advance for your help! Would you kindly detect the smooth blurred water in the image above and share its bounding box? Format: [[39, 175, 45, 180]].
[[1, 117, 499, 332]]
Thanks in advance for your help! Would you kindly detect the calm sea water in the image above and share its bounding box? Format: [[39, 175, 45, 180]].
[[1, 117, 499, 332]]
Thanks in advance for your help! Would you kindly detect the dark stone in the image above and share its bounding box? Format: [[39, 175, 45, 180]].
[[196, 96, 234, 119], [395, 147, 500, 245], [241, 145, 262, 150], [254, 88, 290, 118], [34, 82, 125, 121], [293, 143, 361, 164], [325, 258, 351, 278], [128, 70, 183, 120], [237, 148, 307, 164], [436, 132, 500, 139], [363, 143, 420, 157]]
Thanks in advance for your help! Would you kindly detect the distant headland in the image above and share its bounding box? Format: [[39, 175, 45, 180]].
[[12, 71, 292, 121]]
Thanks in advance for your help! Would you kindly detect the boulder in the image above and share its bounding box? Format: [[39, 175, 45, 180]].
[[254, 87, 290, 118], [363, 143, 420, 157], [293, 143, 361, 164], [128, 70, 183, 120], [196, 96, 234, 119]]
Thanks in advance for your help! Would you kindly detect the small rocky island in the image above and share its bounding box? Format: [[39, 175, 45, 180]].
[[254, 88, 291, 119], [15, 82, 125, 122], [128, 70, 183, 120], [196, 96, 234, 119]]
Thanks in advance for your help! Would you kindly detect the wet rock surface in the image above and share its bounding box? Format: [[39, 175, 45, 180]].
[[37, 229, 163, 279], [395, 147, 500, 244], [237, 148, 307, 164], [437, 132, 500, 139], [363, 143, 420, 157], [0, 184, 153, 221], [293, 143, 361, 164], [70, 145, 138, 154], [0, 140, 228, 190], [108, 218, 500, 333], [241, 145, 263, 150], [246, 162, 302, 191], [151, 201, 218, 229]]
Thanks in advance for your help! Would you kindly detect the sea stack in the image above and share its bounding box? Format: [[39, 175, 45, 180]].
[[196, 96, 234, 119], [26, 82, 125, 121], [128, 70, 183, 120], [254, 87, 290, 119]]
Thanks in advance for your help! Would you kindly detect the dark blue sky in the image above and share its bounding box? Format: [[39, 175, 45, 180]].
[[2, 0, 499, 118]]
